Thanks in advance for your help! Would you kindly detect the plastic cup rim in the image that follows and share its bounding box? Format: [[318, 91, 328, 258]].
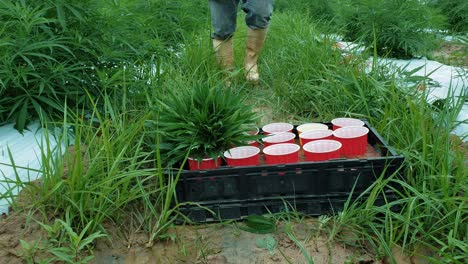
[[262, 122, 294, 133], [297, 123, 328, 133], [188, 156, 220, 162], [299, 129, 333, 140], [224, 146, 260, 159], [249, 126, 260, 135], [263, 143, 300, 156], [263, 132, 296, 143], [333, 126, 369, 138], [303, 140, 342, 153], [331, 117, 365, 127]]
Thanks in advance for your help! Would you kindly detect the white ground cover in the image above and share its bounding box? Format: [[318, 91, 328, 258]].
[[0, 123, 63, 214], [372, 57, 467, 139], [337, 40, 467, 141]]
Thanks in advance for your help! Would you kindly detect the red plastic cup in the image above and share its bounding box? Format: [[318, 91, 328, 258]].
[[188, 157, 222, 170], [333, 126, 369, 156], [262, 132, 296, 147], [263, 143, 300, 165], [248, 141, 259, 147], [262, 122, 294, 134], [224, 146, 260, 167], [296, 123, 329, 134], [297, 123, 329, 145], [303, 140, 342, 161], [331, 118, 365, 130], [247, 127, 260, 147], [299, 130, 333, 146]]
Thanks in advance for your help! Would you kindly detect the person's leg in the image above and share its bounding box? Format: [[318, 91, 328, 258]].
[[209, 0, 240, 70], [242, 0, 273, 30], [241, 0, 273, 83]]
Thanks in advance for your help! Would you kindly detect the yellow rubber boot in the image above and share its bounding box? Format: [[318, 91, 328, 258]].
[[212, 38, 234, 71], [244, 28, 267, 84]]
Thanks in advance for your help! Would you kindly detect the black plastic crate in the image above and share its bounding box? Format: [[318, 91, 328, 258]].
[[172, 121, 404, 222], [179, 193, 399, 223]]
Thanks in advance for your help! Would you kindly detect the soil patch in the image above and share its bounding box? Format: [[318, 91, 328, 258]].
[[431, 42, 468, 67], [92, 220, 379, 264], [0, 210, 52, 263], [1, 203, 435, 264]]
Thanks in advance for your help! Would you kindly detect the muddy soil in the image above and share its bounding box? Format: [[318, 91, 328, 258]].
[[0, 210, 54, 263], [92, 220, 378, 264], [0, 210, 435, 264], [1, 207, 378, 264]]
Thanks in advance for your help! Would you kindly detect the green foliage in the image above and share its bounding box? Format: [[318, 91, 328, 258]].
[[429, 0, 468, 32], [2, 1, 466, 262], [240, 215, 277, 234], [0, 0, 92, 131], [19, 238, 53, 264], [6, 94, 187, 258], [13, 99, 157, 238], [0, 0, 208, 131], [47, 209, 106, 264], [262, 12, 378, 119], [156, 82, 260, 163], [274, 0, 337, 24], [96, 0, 208, 59], [333, 0, 446, 58]]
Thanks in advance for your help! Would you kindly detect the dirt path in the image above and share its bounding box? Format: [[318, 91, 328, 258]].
[[91, 220, 378, 264], [0, 211, 52, 264]]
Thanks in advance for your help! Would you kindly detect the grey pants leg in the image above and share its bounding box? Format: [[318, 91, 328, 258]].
[[209, 0, 274, 40], [241, 0, 274, 30], [209, 0, 240, 40]]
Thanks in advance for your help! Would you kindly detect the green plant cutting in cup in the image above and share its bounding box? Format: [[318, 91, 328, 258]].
[[156, 82, 261, 169]]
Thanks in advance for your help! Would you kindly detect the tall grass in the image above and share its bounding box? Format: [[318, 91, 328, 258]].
[[1, 1, 466, 262], [231, 8, 466, 262], [2, 92, 178, 261], [329, 92, 467, 262], [258, 12, 378, 120]]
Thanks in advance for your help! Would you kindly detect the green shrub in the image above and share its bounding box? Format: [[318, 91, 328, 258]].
[[333, 0, 446, 58], [97, 0, 208, 59], [0, 1, 93, 131], [0, 0, 209, 131], [429, 0, 468, 32]]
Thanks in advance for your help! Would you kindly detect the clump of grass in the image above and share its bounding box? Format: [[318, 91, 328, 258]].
[[429, 0, 468, 33], [259, 12, 380, 120], [154, 80, 260, 165], [333, 0, 446, 58], [274, 0, 338, 25], [3, 93, 180, 259]]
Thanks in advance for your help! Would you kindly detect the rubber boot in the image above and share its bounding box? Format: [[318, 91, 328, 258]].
[[213, 38, 234, 71], [244, 28, 267, 84]]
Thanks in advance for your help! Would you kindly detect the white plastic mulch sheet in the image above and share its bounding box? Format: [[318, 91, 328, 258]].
[[0, 122, 60, 214], [337, 41, 467, 141], [375, 57, 467, 140]]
